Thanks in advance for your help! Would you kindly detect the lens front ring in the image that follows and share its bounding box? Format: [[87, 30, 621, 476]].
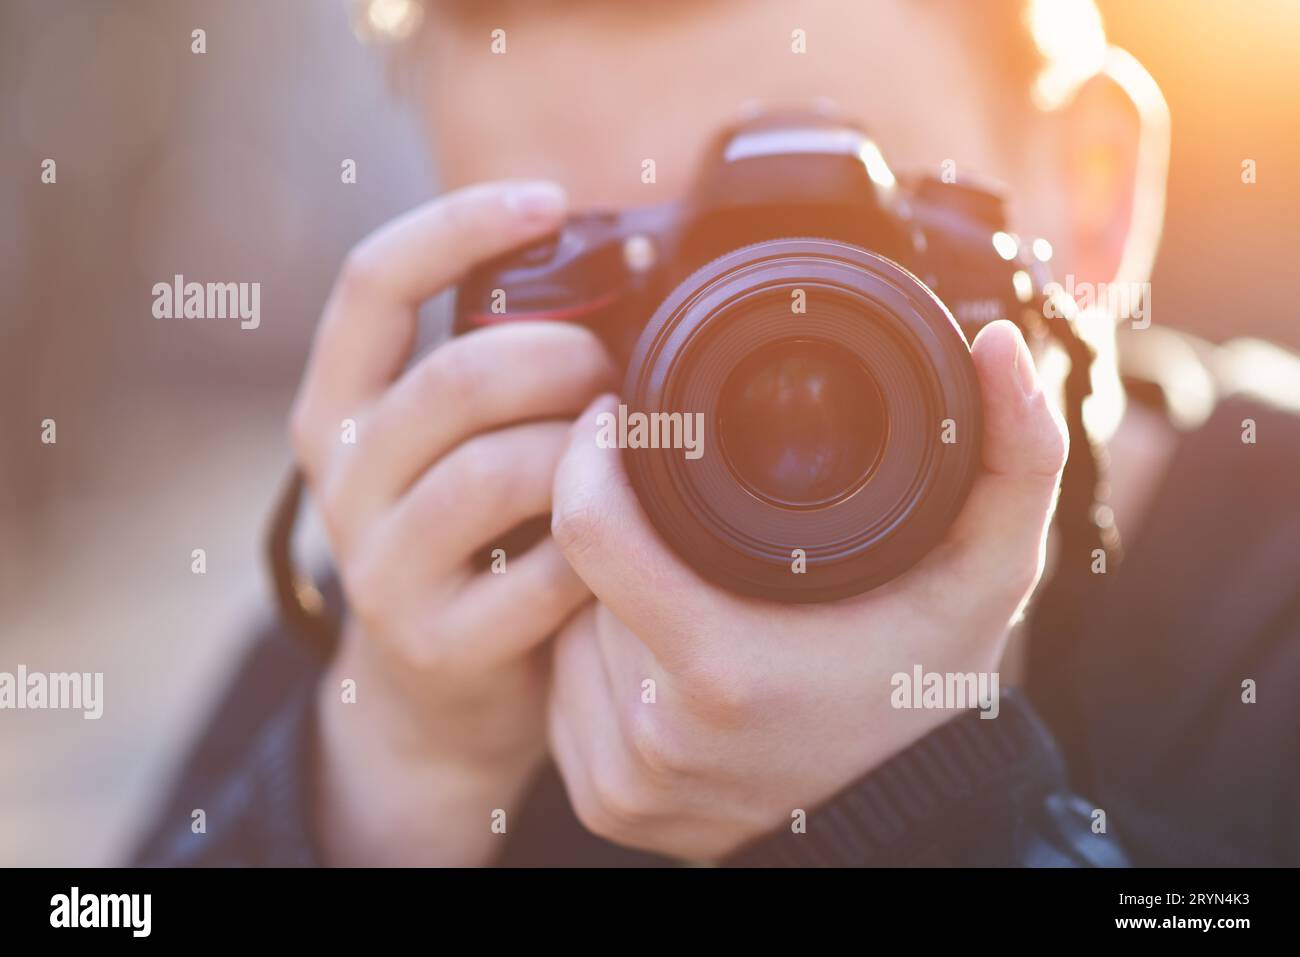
[[623, 238, 982, 603]]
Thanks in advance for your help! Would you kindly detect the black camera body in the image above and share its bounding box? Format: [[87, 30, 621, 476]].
[[455, 113, 1051, 602]]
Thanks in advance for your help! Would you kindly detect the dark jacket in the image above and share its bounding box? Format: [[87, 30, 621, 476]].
[[134, 375, 1300, 867]]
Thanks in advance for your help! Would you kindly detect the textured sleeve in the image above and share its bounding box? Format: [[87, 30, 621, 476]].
[[135, 683, 322, 867], [133, 620, 327, 867], [132, 620, 659, 868], [727, 691, 1127, 867]]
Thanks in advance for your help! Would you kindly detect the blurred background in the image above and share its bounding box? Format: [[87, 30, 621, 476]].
[[0, 0, 432, 866], [0, 0, 1296, 865]]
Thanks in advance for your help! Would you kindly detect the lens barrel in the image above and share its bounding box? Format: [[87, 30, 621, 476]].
[[622, 238, 981, 602]]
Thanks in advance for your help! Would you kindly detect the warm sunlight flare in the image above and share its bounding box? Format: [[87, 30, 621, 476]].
[[1027, 0, 1109, 110]]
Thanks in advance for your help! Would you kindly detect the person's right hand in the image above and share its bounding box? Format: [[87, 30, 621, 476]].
[[289, 182, 617, 865]]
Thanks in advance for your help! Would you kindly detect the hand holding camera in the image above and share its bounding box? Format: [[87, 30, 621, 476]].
[[293, 115, 1068, 864], [544, 317, 1066, 859], [289, 182, 617, 864]]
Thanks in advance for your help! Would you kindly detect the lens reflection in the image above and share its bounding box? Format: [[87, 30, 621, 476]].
[[717, 339, 888, 508]]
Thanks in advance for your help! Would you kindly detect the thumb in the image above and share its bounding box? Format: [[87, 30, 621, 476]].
[[941, 320, 1070, 584], [549, 394, 719, 666]]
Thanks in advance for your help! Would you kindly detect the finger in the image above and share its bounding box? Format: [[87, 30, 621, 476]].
[[350, 421, 572, 595], [547, 652, 595, 825], [940, 320, 1070, 590], [550, 394, 721, 668], [439, 537, 594, 667], [549, 612, 678, 838], [591, 605, 664, 727], [293, 180, 567, 473], [339, 322, 616, 524], [313, 181, 568, 403], [551, 610, 618, 758], [546, 611, 624, 825]]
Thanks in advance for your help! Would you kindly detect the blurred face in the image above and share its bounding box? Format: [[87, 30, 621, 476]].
[[413, 0, 1068, 250], [405, 0, 1152, 446]]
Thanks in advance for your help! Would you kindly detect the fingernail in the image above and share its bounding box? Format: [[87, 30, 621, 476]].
[[503, 181, 566, 222], [1012, 332, 1039, 397]]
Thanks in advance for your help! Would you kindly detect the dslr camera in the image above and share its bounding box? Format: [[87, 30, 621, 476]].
[[455, 112, 1051, 602]]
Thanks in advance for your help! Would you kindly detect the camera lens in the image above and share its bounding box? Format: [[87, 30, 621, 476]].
[[623, 238, 981, 603], [717, 339, 888, 508]]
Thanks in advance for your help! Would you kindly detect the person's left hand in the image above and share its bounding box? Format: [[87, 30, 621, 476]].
[[545, 320, 1068, 861]]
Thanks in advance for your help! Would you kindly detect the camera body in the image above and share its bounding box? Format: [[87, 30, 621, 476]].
[[455, 112, 1051, 602]]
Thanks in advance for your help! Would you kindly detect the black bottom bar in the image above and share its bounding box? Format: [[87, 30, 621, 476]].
[[0, 866, 1277, 943]]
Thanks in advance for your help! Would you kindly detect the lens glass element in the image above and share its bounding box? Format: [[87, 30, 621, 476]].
[[717, 338, 888, 509]]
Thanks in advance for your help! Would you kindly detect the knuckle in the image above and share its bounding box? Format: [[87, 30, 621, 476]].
[[626, 706, 688, 777], [444, 435, 508, 500], [1009, 549, 1047, 597], [519, 545, 584, 613], [1051, 406, 1071, 467], [1031, 396, 1071, 477], [336, 243, 387, 302], [953, 542, 1040, 607], [589, 756, 653, 828], [679, 657, 759, 724], [339, 546, 386, 631], [1051, 430, 1070, 476], [424, 343, 487, 408], [967, 547, 1045, 612], [344, 556, 451, 673], [400, 623, 452, 675], [568, 786, 618, 841]]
